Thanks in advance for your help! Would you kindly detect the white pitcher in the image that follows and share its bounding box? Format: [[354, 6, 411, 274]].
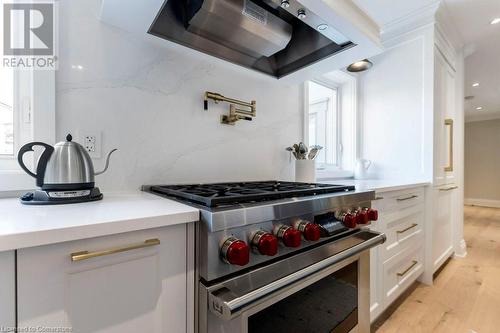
[[354, 159, 371, 180]]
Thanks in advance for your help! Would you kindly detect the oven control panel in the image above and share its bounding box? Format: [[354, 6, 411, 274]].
[[218, 207, 378, 266]]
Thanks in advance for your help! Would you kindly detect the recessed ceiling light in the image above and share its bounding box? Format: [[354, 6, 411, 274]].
[[476, 106, 483, 110], [491, 18, 500, 25], [472, 82, 480, 87], [347, 59, 373, 72]]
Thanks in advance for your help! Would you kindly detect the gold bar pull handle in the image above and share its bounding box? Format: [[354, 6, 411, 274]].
[[397, 260, 418, 277], [71, 238, 160, 262], [439, 186, 458, 192], [396, 223, 418, 234], [396, 195, 418, 202], [444, 119, 454, 172]]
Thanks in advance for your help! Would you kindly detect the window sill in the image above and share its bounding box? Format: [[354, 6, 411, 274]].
[[316, 169, 354, 180], [0, 170, 34, 193]]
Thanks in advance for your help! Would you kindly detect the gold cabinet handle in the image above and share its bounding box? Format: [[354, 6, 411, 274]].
[[396, 195, 418, 202], [439, 186, 458, 192], [397, 260, 418, 277], [373, 196, 384, 201], [396, 223, 418, 234], [444, 119, 454, 172], [71, 239, 160, 262]]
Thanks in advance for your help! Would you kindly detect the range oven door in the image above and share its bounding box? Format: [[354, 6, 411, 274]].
[[247, 260, 359, 333], [199, 230, 385, 333]]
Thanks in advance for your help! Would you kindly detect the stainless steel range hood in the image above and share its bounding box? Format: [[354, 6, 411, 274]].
[[149, 0, 355, 78], [187, 0, 292, 58]]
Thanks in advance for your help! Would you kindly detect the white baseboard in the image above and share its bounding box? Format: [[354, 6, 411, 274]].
[[454, 239, 467, 258], [433, 246, 454, 273], [464, 198, 500, 208]]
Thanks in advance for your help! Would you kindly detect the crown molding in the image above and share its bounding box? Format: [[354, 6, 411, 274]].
[[435, 24, 457, 70], [380, 2, 441, 44], [435, 1, 464, 50]]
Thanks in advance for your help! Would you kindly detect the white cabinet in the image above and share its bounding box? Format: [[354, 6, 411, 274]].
[[432, 185, 456, 272], [382, 243, 424, 306], [17, 224, 194, 333], [369, 186, 426, 322], [434, 47, 457, 186], [380, 205, 424, 262], [429, 40, 460, 274], [0, 251, 15, 329]]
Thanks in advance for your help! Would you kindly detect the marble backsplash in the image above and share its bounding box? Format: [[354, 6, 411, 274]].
[[55, 0, 302, 191]]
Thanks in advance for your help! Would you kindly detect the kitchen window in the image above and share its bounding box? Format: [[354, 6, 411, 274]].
[[0, 67, 14, 157], [0, 68, 55, 191], [304, 72, 358, 179], [307, 82, 339, 167]]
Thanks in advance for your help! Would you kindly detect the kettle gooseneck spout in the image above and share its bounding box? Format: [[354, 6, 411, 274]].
[[95, 149, 117, 176]]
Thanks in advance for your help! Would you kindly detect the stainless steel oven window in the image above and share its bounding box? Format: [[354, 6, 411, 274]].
[[247, 261, 358, 333]]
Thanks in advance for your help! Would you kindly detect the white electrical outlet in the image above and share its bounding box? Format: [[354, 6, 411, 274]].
[[80, 131, 102, 158]]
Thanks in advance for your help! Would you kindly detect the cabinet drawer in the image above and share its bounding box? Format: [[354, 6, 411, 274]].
[[380, 205, 424, 261], [382, 244, 424, 307], [372, 187, 424, 213], [17, 225, 190, 333]]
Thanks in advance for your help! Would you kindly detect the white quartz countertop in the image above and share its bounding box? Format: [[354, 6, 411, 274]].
[[321, 179, 430, 193], [0, 192, 199, 251]]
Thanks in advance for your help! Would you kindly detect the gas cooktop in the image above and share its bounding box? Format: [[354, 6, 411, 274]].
[[147, 181, 355, 208]]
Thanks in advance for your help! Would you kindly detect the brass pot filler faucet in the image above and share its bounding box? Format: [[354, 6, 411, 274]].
[[204, 91, 256, 125]]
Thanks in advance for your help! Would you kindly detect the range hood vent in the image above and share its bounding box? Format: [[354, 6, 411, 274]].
[[186, 0, 292, 58], [149, 0, 355, 78]]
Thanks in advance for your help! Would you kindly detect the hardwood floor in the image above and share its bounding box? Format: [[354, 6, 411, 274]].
[[374, 205, 500, 333]]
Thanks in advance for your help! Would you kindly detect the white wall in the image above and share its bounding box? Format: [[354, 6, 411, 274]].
[[358, 26, 435, 181], [464, 119, 500, 205], [55, 0, 301, 191]]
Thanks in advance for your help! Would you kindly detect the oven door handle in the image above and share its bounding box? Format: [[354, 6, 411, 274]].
[[207, 231, 386, 320]]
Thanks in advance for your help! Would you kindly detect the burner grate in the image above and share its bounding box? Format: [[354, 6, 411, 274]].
[[149, 181, 355, 207]]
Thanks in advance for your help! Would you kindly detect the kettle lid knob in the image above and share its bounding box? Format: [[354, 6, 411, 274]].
[[66, 134, 72, 142]]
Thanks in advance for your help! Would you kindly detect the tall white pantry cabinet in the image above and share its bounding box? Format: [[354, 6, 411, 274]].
[[437, 14, 467, 277], [426, 24, 465, 282]]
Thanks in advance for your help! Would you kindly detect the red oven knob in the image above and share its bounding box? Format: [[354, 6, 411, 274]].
[[275, 226, 302, 248], [335, 212, 356, 228], [221, 237, 250, 266], [344, 214, 357, 228], [251, 231, 278, 256], [356, 210, 369, 224], [294, 220, 321, 241], [367, 208, 378, 221]]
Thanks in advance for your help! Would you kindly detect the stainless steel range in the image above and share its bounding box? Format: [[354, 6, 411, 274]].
[[144, 181, 385, 333]]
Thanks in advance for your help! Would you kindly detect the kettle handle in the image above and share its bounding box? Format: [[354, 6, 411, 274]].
[[17, 142, 54, 187]]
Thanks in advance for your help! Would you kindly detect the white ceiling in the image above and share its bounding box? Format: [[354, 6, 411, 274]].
[[353, 0, 440, 26], [443, 0, 500, 121]]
